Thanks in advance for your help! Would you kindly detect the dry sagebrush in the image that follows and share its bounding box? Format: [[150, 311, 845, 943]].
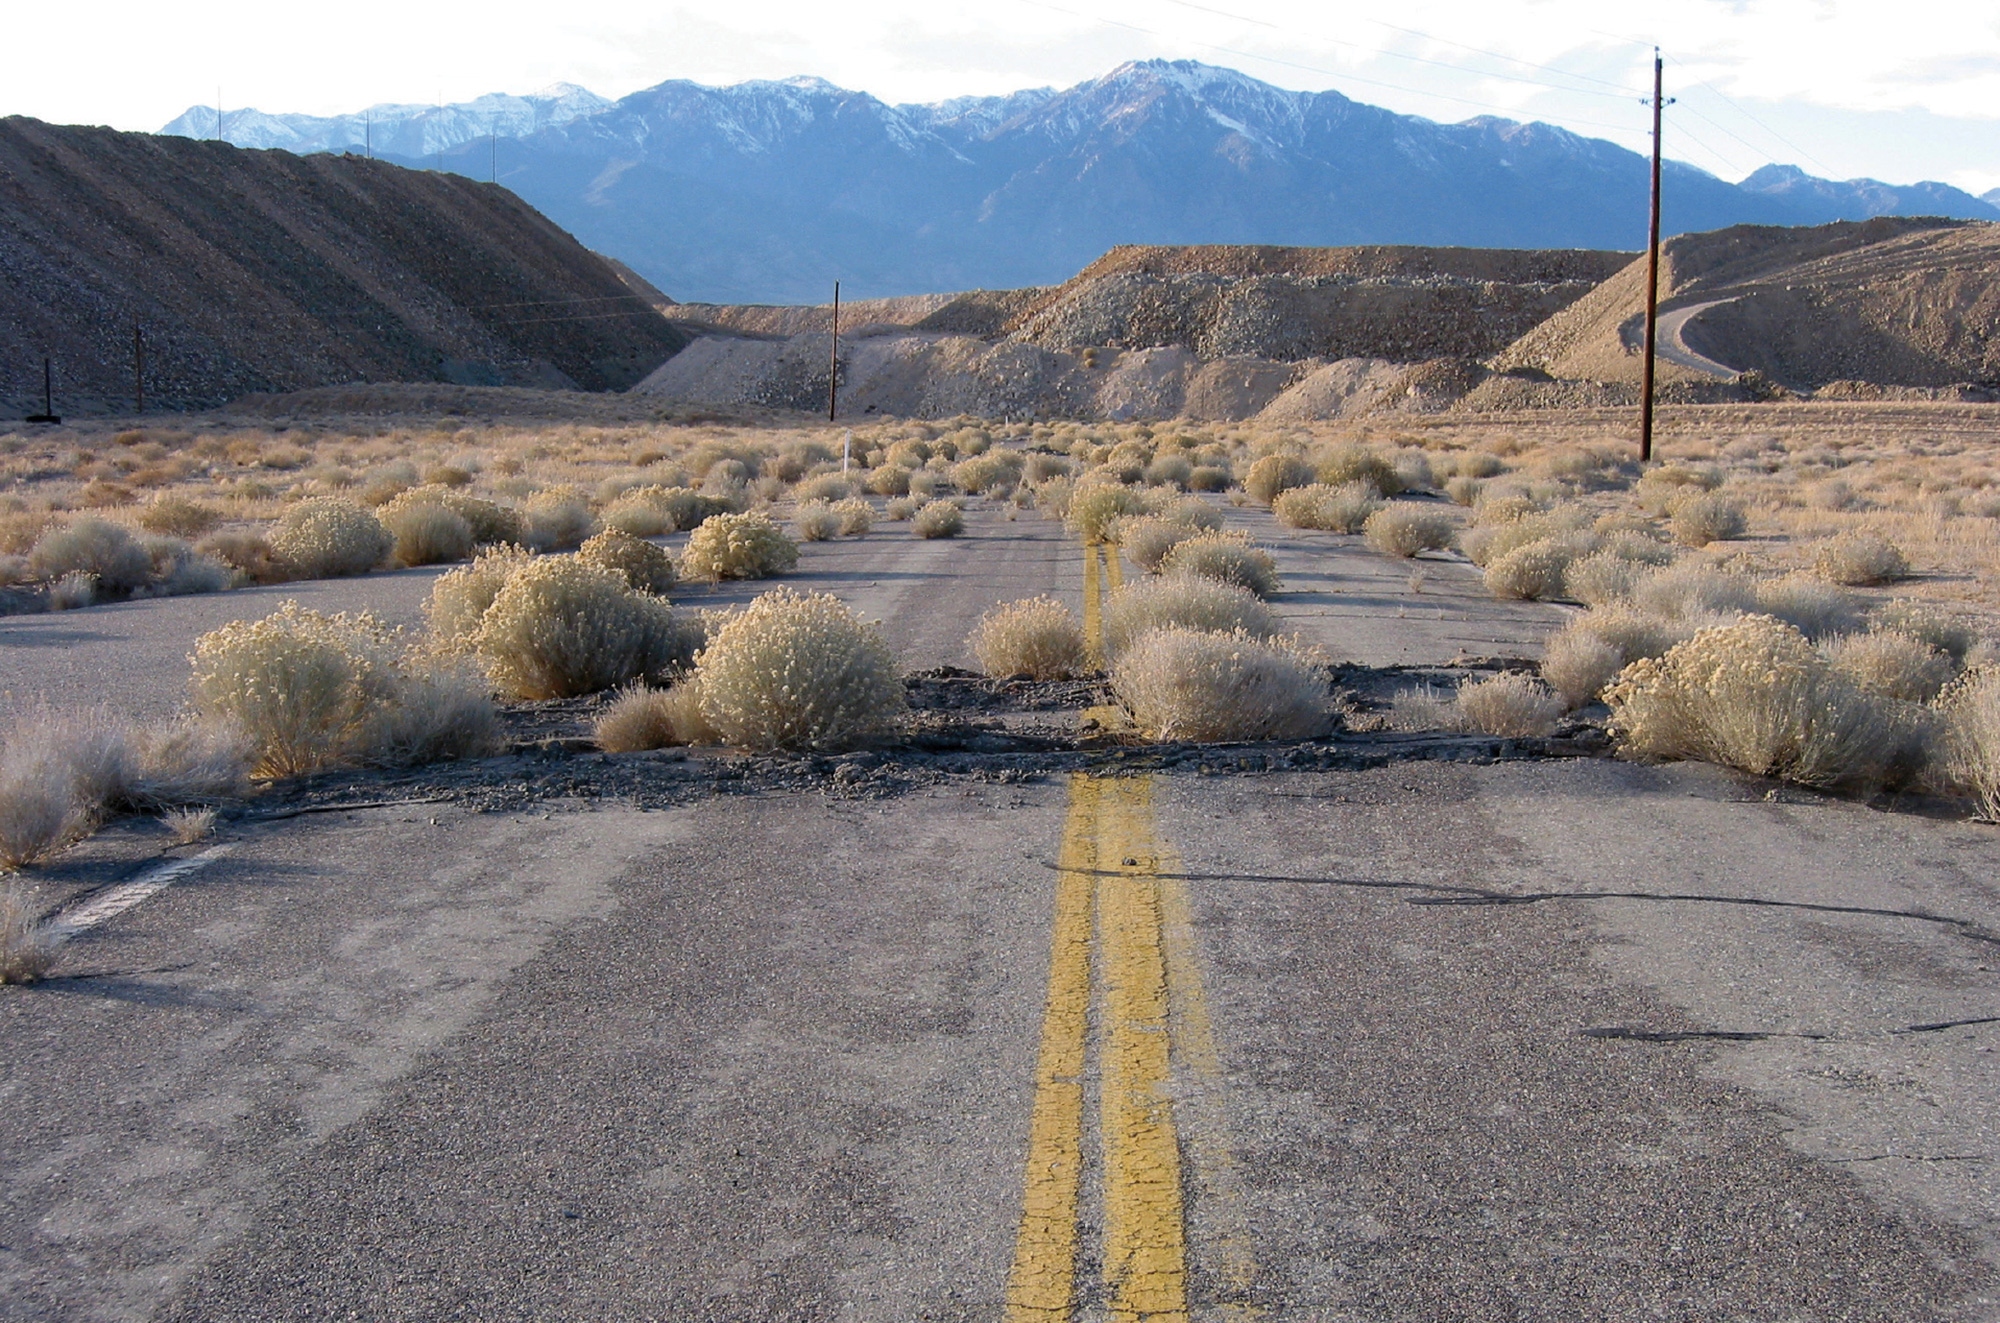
[[594, 682, 714, 751], [268, 498, 393, 578], [694, 589, 905, 750], [1273, 483, 1381, 533], [1158, 533, 1280, 597], [471, 558, 688, 699], [1102, 574, 1280, 660], [577, 529, 677, 595], [1362, 505, 1455, 558], [969, 597, 1089, 680], [1112, 628, 1330, 742], [911, 500, 965, 539], [681, 512, 800, 581]]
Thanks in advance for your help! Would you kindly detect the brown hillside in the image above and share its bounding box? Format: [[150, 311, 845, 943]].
[[1066, 243, 1632, 285], [0, 118, 688, 416]]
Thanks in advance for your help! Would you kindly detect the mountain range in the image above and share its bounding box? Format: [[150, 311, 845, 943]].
[[162, 61, 2000, 305]]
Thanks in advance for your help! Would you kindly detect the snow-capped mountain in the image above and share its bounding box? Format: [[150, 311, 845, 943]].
[[160, 83, 610, 158], [158, 60, 2000, 303]]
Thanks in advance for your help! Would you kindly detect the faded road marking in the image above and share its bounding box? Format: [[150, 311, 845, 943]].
[[41, 844, 234, 945]]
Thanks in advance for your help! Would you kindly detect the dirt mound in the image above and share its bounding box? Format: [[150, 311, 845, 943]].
[[1067, 244, 1631, 285], [911, 289, 1052, 337], [662, 293, 961, 339], [0, 118, 688, 417], [1492, 218, 2000, 390]]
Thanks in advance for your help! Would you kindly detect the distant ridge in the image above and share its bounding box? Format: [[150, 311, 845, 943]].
[[160, 61, 2000, 305]]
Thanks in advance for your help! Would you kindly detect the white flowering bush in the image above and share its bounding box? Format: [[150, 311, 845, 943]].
[[474, 557, 686, 699], [1362, 505, 1454, 557], [268, 498, 392, 578], [1102, 574, 1279, 660], [1273, 482, 1381, 533], [1312, 443, 1402, 495], [1112, 627, 1330, 742], [602, 486, 725, 537], [1159, 532, 1280, 597], [577, 529, 677, 595], [969, 597, 1089, 680], [381, 484, 524, 547], [694, 589, 905, 750], [681, 512, 800, 581], [426, 546, 537, 650], [1605, 614, 1912, 789]]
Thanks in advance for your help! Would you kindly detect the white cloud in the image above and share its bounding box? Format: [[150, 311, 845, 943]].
[[6, 0, 1997, 188]]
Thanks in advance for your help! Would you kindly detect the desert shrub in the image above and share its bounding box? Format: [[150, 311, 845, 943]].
[[1143, 454, 1193, 488], [1155, 495, 1224, 532], [1362, 505, 1454, 557], [269, 498, 391, 578], [474, 558, 686, 699], [1605, 615, 1914, 789], [884, 496, 919, 521], [381, 498, 475, 566], [138, 537, 233, 597], [1564, 552, 1645, 607], [908, 469, 948, 499], [1312, 443, 1402, 496], [578, 529, 677, 595], [1392, 451, 1435, 492], [1874, 600, 1979, 661], [426, 546, 537, 650], [1750, 576, 1862, 640], [1102, 574, 1279, 660], [1115, 515, 1200, 573], [0, 712, 127, 870], [1159, 533, 1280, 597], [603, 486, 721, 537], [1112, 627, 1330, 741], [1825, 631, 1956, 703], [1023, 453, 1073, 484], [28, 517, 154, 592], [1068, 483, 1147, 541], [594, 682, 713, 751], [1188, 465, 1231, 492], [866, 465, 914, 497], [1484, 538, 1583, 601], [523, 488, 598, 552], [832, 498, 874, 536], [794, 500, 841, 542], [694, 589, 905, 750], [0, 885, 53, 982], [191, 602, 495, 776], [1447, 451, 1506, 479], [1443, 475, 1483, 507], [794, 473, 855, 503], [1540, 625, 1626, 710], [681, 512, 800, 581], [196, 530, 287, 584], [1574, 605, 1702, 667], [130, 719, 253, 806], [138, 494, 220, 539], [1936, 669, 2000, 818], [1273, 482, 1381, 533], [912, 500, 965, 538], [1636, 464, 1723, 514], [1455, 672, 1564, 737], [1667, 492, 1747, 547], [953, 452, 1021, 494], [969, 597, 1089, 680], [1815, 533, 1909, 586], [1243, 454, 1314, 505], [382, 485, 523, 547], [1630, 562, 1760, 620]]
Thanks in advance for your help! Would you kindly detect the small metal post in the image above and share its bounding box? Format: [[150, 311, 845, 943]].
[[827, 280, 841, 423], [134, 326, 144, 414]]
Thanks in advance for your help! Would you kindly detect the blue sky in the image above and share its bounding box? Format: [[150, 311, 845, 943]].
[[12, 0, 1999, 193]]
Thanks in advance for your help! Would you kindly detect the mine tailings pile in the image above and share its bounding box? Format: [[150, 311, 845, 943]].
[[0, 118, 689, 415]]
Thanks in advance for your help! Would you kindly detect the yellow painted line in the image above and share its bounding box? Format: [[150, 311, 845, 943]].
[[1082, 538, 1104, 659], [1104, 539, 1126, 592], [1097, 775, 1188, 1322], [1005, 775, 1101, 1321]]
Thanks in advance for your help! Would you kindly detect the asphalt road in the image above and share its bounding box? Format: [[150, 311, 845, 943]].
[[5, 507, 1996, 1321]]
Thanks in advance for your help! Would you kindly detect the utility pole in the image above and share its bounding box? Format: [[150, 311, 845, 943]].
[[134, 326, 145, 414], [215, 88, 223, 142], [827, 280, 841, 423], [490, 121, 497, 183], [27, 358, 59, 424], [1639, 48, 1673, 464], [365, 111, 372, 160]]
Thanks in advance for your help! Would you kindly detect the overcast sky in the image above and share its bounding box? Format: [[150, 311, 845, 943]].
[[11, 0, 1999, 193]]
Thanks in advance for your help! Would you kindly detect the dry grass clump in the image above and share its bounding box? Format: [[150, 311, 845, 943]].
[[794, 500, 841, 541], [1453, 672, 1565, 737], [1485, 538, 1586, 601], [1749, 575, 1862, 640], [968, 597, 1089, 680], [1243, 454, 1314, 505], [138, 494, 221, 539], [1362, 505, 1454, 557], [1824, 631, 1956, 703], [1273, 482, 1381, 533], [191, 602, 498, 774], [470, 558, 687, 699], [1606, 615, 1914, 790], [522, 488, 598, 552], [577, 529, 677, 595], [1159, 533, 1280, 597], [1667, 492, 1748, 547], [160, 805, 219, 845], [832, 498, 874, 535], [593, 683, 713, 751], [1564, 552, 1647, 607], [1815, 533, 1910, 586], [794, 473, 855, 503], [1312, 442, 1402, 496], [1873, 600, 1979, 661], [1540, 626, 1627, 710], [912, 500, 965, 538], [196, 530, 286, 585], [1635, 464, 1722, 514], [1111, 627, 1331, 741], [603, 486, 724, 537], [0, 884, 54, 983], [1102, 574, 1279, 660], [681, 512, 800, 581], [693, 588, 905, 750], [269, 498, 392, 578], [380, 498, 475, 566]]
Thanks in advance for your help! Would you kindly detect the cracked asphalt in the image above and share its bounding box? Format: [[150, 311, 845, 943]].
[[3, 505, 1998, 1320]]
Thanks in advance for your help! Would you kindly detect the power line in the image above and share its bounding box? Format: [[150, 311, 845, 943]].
[[1664, 54, 1839, 178]]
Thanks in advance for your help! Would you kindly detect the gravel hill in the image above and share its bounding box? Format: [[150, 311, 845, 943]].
[[1, 118, 689, 416]]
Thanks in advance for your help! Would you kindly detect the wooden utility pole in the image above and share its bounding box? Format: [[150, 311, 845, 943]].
[[134, 326, 144, 414], [827, 280, 841, 422], [1639, 49, 1671, 464]]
